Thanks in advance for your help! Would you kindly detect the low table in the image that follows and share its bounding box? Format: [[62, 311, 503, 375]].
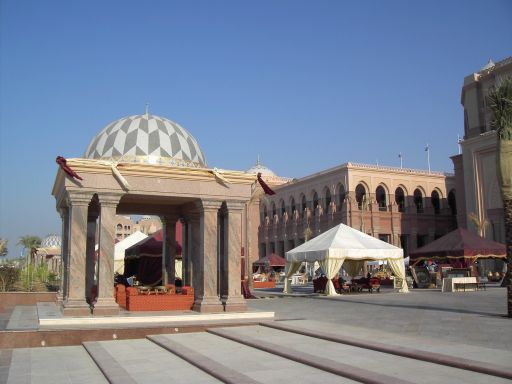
[[442, 277, 477, 292]]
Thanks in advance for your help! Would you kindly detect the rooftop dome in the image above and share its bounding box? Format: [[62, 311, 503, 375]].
[[481, 58, 495, 71], [84, 112, 207, 168], [41, 234, 61, 248], [246, 157, 276, 176]]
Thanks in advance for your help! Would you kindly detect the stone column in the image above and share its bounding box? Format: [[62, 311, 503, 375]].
[[85, 205, 99, 305], [192, 200, 224, 313], [93, 193, 121, 316], [57, 206, 69, 304], [183, 219, 193, 286], [63, 193, 93, 316], [161, 214, 179, 285], [222, 201, 247, 312]]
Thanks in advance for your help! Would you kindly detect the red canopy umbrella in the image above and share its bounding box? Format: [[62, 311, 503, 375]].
[[409, 228, 506, 264]]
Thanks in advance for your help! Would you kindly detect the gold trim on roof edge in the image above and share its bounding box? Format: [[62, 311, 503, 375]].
[[66, 158, 257, 184]]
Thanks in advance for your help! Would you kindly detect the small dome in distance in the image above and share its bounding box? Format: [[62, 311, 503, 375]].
[[41, 234, 62, 248], [246, 156, 276, 176]]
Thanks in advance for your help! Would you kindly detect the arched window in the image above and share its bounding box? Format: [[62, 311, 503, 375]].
[[376, 186, 387, 211], [280, 200, 286, 216], [325, 189, 331, 210], [290, 197, 296, 215], [116, 223, 123, 231], [338, 184, 346, 206], [312, 191, 319, 216], [395, 187, 405, 212], [413, 189, 423, 213], [263, 206, 268, 219], [448, 189, 457, 215], [431, 190, 440, 214], [272, 202, 276, 217], [356, 184, 366, 210], [301, 195, 307, 218]]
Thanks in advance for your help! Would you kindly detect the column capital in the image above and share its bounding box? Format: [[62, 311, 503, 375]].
[[66, 191, 93, 206], [195, 199, 223, 211], [97, 192, 123, 207], [224, 200, 246, 211]]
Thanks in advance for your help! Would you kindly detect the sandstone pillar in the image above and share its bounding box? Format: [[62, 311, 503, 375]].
[[222, 201, 247, 312], [192, 200, 223, 313], [183, 220, 193, 286], [85, 205, 99, 305], [57, 206, 69, 304], [63, 192, 92, 316], [161, 214, 179, 285], [93, 193, 121, 316]]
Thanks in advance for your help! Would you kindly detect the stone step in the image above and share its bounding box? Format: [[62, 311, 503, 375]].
[[207, 325, 512, 384], [4, 346, 108, 384], [148, 331, 359, 384], [260, 319, 512, 378], [83, 338, 221, 384]]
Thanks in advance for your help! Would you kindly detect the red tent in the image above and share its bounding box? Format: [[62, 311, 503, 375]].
[[253, 253, 286, 267], [124, 227, 182, 285], [409, 228, 506, 264]]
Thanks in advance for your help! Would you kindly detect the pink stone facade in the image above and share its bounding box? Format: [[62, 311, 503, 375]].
[[258, 163, 457, 258]]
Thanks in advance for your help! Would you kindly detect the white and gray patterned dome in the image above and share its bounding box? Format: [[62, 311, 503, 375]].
[[41, 234, 61, 248], [84, 113, 207, 168], [246, 157, 275, 176]]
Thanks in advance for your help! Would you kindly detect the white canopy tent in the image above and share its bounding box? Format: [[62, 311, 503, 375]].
[[114, 231, 148, 274], [285, 223, 409, 295]]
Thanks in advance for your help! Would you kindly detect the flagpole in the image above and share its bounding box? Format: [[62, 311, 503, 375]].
[[426, 144, 431, 173], [399, 153, 403, 169]]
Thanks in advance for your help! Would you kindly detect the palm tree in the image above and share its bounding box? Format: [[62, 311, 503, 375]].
[[0, 239, 7, 260], [16, 235, 42, 261], [16, 235, 41, 291], [487, 76, 512, 317]]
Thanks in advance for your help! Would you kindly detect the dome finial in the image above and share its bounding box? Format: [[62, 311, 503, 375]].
[[145, 103, 150, 117], [481, 58, 495, 71]]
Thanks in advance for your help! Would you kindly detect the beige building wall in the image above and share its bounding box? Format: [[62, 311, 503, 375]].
[[458, 56, 511, 243]]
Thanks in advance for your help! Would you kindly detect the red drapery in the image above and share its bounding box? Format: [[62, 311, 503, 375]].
[[56, 156, 83, 180], [257, 173, 275, 195]]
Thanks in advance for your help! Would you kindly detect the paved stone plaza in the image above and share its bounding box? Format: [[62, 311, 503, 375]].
[[1, 287, 511, 383], [251, 285, 512, 350]]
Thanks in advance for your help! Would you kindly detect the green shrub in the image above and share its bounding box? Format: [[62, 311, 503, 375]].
[[0, 265, 21, 292]]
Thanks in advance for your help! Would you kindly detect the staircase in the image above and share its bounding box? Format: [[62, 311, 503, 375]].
[[3, 320, 512, 384]]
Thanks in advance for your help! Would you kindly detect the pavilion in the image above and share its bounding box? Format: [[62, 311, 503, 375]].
[[52, 111, 270, 316]]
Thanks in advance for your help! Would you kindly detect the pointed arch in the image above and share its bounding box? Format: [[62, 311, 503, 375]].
[[355, 182, 368, 210]]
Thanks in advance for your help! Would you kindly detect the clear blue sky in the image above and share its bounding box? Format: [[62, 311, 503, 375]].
[[0, 0, 511, 258]]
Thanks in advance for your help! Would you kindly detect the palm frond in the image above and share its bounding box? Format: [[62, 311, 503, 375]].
[[487, 76, 512, 140]]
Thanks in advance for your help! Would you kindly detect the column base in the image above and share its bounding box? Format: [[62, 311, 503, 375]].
[[193, 296, 224, 313], [92, 298, 120, 316], [222, 295, 247, 312], [62, 299, 91, 317]]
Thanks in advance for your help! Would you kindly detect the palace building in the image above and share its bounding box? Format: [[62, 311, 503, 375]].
[[451, 56, 511, 275], [453, 56, 512, 244], [258, 162, 457, 259]]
